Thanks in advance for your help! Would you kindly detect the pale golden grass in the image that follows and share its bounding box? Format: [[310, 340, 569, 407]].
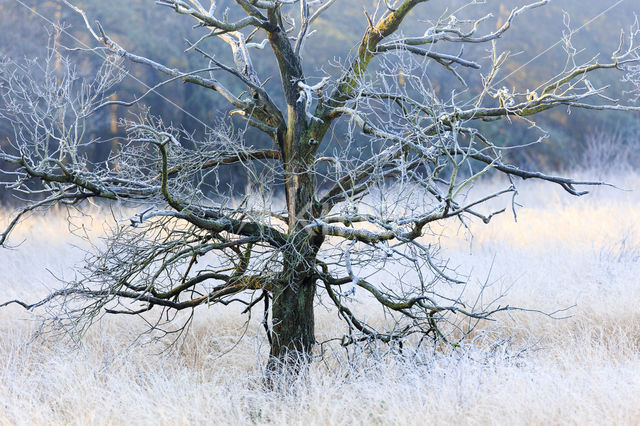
[[1, 174, 640, 425]]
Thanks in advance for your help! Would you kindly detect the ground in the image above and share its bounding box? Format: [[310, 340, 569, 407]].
[[1, 173, 639, 425]]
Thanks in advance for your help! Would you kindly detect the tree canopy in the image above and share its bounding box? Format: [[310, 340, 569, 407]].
[[1, 0, 639, 372]]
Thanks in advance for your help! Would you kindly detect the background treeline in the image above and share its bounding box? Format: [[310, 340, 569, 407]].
[[1, 0, 638, 202]]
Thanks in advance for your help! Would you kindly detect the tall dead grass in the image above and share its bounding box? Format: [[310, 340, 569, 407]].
[[1, 174, 640, 425]]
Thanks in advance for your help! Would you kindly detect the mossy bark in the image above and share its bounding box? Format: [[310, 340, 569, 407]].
[[268, 273, 317, 366], [266, 165, 323, 369]]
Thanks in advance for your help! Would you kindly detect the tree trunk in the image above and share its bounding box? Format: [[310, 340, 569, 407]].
[[265, 20, 323, 372], [267, 155, 323, 371], [267, 165, 322, 370], [268, 273, 316, 369]]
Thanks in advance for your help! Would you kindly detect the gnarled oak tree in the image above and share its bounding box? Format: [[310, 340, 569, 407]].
[[1, 0, 639, 370]]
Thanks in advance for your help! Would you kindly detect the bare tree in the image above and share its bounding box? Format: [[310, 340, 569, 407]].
[[1, 0, 639, 371]]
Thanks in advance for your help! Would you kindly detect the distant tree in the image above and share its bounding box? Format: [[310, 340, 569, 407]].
[[1, 0, 639, 373]]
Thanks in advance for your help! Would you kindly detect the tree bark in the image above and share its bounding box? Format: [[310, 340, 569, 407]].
[[268, 272, 317, 368], [263, 12, 327, 370], [267, 166, 323, 369], [267, 140, 323, 370]]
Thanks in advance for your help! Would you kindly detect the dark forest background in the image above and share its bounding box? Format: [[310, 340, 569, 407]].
[[1, 0, 639, 202]]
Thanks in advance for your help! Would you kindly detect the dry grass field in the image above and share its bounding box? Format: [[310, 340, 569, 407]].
[[1, 173, 640, 425]]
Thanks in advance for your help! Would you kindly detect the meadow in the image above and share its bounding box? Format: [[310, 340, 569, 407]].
[[1, 173, 639, 425]]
